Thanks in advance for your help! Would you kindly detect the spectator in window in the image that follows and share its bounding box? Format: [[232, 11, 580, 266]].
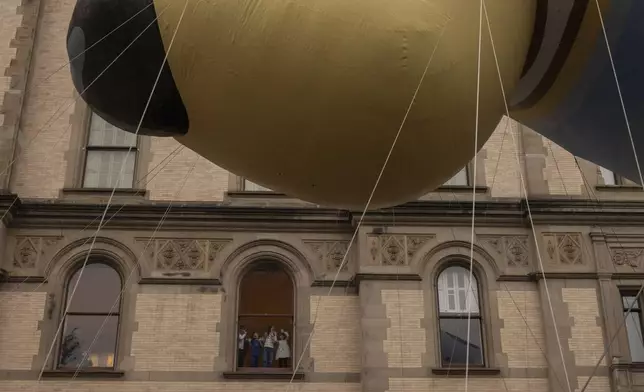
[[249, 332, 263, 367], [263, 325, 277, 367], [237, 325, 248, 368], [275, 329, 291, 368]]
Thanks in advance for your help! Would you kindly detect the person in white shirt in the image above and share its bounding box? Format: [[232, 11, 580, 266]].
[[237, 325, 247, 368], [275, 329, 291, 368], [262, 325, 277, 367]]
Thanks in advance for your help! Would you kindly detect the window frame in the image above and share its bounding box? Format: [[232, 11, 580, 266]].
[[442, 166, 470, 187], [233, 260, 296, 372], [56, 261, 124, 371], [242, 178, 274, 192], [435, 263, 486, 368], [598, 166, 623, 186], [620, 290, 644, 363], [80, 112, 140, 190]]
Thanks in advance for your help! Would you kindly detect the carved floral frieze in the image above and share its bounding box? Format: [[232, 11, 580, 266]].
[[542, 233, 584, 265], [610, 248, 644, 268], [303, 240, 352, 272], [367, 234, 434, 266], [13, 236, 62, 269], [480, 235, 530, 267], [135, 238, 231, 272]]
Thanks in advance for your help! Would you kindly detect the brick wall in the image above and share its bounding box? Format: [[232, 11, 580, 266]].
[[543, 139, 584, 196], [497, 290, 547, 368], [0, 381, 361, 392], [381, 289, 426, 368], [561, 288, 605, 367], [483, 116, 522, 198], [575, 377, 610, 392], [146, 138, 230, 201], [130, 293, 222, 371], [0, 0, 26, 189], [387, 377, 549, 392], [309, 296, 361, 372], [10, 0, 75, 198], [0, 292, 46, 370]]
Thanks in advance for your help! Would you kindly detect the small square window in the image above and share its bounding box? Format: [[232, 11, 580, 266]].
[[82, 113, 138, 189]]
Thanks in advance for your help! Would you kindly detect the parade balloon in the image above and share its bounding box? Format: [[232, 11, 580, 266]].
[[66, 0, 644, 209], [66, 0, 534, 209]]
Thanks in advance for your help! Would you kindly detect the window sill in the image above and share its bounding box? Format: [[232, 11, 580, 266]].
[[226, 191, 289, 198], [223, 370, 305, 381], [62, 188, 148, 196], [41, 369, 125, 379], [431, 367, 500, 376], [595, 185, 642, 192], [611, 362, 644, 372], [435, 185, 488, 194]]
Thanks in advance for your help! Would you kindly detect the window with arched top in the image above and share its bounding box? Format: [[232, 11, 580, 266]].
[[57, 262, 122, 369], [236, 260, 294, 370], [437, 265, 484, 367]]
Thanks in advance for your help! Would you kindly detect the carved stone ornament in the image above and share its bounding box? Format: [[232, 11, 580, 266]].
[[135, 238, 231, 271], [541, 233, 584, 265], [481, 235, 530, 268], [367, 234, 434, 266], [611, 249, 644, 268], [13, 236, 62, 269], [304, 240, 352, 272]]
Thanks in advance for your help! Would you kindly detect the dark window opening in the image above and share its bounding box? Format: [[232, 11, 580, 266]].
[[236, 260, 294, 371]]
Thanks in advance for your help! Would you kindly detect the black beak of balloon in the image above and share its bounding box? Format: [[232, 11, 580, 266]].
[[66, 0, 189, 137]]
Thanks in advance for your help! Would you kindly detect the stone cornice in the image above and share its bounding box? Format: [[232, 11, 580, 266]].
[[5, 194, 644, 229]]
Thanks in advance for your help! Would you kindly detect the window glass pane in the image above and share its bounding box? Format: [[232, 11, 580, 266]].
[[439, 317, 484, 366], [244, 179, 272, 192], [623, 296, 640, 310], [443, 167, 468, 186], [88, 113, 137, 147], [599, 166, 616, 186], [58, 315, 118, 369], [84, 150, 135, 188], [438, 266, 479, 314], [67, 263, 122, 313], [625, 311, 644, 362]]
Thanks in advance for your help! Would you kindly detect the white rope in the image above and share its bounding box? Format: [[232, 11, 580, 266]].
[[481, 2, 573, 391], [285, 22, 449, 391], [35, 0, 190, 384], [464, 1, 484, 390]]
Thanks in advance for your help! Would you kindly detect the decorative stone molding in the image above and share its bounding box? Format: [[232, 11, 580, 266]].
[[12, 236, 62, 269], [611, 248, 644, 268], [135, 238, 231, 272], [367, 234, 434, 266], [303, 240, 352, 272], [542, 233, 584, 265], [480, 235, 530, 267]]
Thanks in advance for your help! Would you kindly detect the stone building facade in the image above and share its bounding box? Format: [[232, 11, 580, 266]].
[[2, 1, 644, 392]]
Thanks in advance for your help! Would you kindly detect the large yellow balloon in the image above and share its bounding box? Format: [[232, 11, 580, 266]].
[[153, 0, 535, 209]]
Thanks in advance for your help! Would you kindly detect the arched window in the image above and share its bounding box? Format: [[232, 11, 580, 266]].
[[236, 260, 294, 370], [57, 262, 122, 369], [437, 265, 484, 367]]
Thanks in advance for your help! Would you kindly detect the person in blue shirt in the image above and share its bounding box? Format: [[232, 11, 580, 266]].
[[249, 332, 263, 367]]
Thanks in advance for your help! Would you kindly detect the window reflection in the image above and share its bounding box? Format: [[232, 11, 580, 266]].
[[437, 265, 484, 367], [622, 293, 644, 362], [58, 263, 121, 369]]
